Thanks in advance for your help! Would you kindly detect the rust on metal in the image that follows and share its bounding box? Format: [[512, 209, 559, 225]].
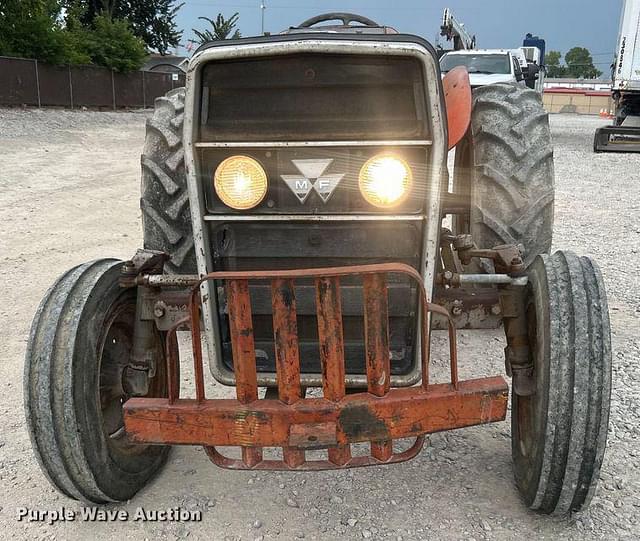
[[226, 279, 262, 466], [189, 294, 206, 402], [315, 277, 346, 402], [164, 317, 186, 404], [289, 422, 338, 449], [315, 276, 351, 465], [203, 437, 426, 471], [124, 377, 508, 447], [271, 278, 305, 467], [271, 278, 302, 401], [126, 263, 504, 471], [363, 273, 391, 397], [432, 287, 502, 330], [362, 273, 392, 461]]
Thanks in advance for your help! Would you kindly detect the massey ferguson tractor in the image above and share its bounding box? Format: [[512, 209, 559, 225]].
[[25, 14, 611, 515]]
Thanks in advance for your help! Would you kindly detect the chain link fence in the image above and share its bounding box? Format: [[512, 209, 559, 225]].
[[0, 56, 186, 109]]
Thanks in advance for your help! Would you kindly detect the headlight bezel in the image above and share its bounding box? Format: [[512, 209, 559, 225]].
[[358, 154, 413, 209], [213, 154, 268, 210]]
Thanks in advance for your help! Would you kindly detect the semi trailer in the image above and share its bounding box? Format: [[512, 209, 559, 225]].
[[594, 0, 640, 152]]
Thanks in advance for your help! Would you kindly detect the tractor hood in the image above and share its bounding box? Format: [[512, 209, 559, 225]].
[[183, 33, 449, 388]]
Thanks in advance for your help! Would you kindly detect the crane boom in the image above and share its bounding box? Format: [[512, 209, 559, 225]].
[[440, 8, 476, 50]]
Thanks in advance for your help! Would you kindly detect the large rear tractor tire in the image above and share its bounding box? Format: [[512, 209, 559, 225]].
[[454, 84, 555, 267], [512, 251, 612, 514], [24, 260, 170, 503], [140, 88, 196, 274]]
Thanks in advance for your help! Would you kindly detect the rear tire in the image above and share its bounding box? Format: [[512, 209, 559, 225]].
[[140, 88, 196, 274], [454, 83, 555, 266], [512, 251, 612, 514], [24, 260, 169, 503]]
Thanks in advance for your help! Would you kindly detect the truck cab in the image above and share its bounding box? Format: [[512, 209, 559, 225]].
[[439, 49, 525, 87]]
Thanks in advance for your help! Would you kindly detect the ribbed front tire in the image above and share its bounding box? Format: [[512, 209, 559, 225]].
[[24, 260, 169, 503], [512, 251, 612, 514]]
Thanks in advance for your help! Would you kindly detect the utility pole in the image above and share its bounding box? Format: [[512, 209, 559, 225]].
[[261, 1, 266, 35]]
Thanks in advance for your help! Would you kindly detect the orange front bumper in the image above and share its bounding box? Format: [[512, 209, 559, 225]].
[[124, 263, 508, 470]]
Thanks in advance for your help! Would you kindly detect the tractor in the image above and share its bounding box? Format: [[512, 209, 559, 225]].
[[25, 14, 611, 515]]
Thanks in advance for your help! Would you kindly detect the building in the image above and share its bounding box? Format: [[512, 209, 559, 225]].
[[142, 54, 188, 74]]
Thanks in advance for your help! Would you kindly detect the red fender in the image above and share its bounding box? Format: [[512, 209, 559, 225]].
[[443, 66, 472, 150]]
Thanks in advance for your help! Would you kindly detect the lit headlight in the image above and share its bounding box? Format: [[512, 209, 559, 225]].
[[214, 155, 268, 210], [358, 155, 412, 208]]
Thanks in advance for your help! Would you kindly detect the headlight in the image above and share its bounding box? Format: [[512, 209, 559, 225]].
[[358, 155, 412, 208], [214, 155, 268, 210]]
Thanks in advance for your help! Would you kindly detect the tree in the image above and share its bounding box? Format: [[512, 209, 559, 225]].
[[565, 47, 602, 79], [0, 0, 85, 64], [544, 50, 566, 78], [68, 0, 183, 54], [0, 1, 146, 70], [192, 13, 241, 43], [83, 15, 147, 72]]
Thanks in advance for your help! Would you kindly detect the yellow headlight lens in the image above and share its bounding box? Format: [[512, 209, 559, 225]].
[[214, 155, 268, 210], [358, 155, 412, 208]]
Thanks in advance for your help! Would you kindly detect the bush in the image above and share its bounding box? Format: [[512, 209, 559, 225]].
[[84, 15, 147, 72], [0, 3, 147, 72], [0, 0, 78, 64]]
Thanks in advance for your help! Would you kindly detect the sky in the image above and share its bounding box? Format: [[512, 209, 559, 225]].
[[173, 0, 623, 67]]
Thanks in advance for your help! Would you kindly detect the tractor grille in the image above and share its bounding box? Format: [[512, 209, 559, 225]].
[[209, 222, 422, 375], [199, 53, 428, 141]]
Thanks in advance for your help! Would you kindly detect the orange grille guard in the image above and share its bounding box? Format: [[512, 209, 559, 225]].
[[123, 263, 508, 470]]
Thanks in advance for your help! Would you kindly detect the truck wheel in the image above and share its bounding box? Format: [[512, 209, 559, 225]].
[[512, 251, 611, 514], [24, 259, 169, 503], [141, 88, 196, 274], [454, 84, 554, 267]]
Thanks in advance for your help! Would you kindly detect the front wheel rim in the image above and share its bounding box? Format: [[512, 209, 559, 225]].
[[97, 297, 166, 456]]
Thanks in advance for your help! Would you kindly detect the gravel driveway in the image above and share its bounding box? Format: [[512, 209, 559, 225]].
[[0, 109, 638, 540]]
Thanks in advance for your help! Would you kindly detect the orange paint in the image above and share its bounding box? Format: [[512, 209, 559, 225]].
[[443, 66, 472, 150]]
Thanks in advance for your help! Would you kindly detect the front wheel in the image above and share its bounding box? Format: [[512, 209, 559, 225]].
[[24, 259, 170, 503], [512, 251, 612, 514]]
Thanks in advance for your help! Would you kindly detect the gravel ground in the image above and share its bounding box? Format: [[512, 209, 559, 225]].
[[0, 109, 638, 540]]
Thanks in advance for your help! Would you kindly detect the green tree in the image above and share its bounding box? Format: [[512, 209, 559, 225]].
[[192, 13, 241, 43], [544, 50, 566, 78], [84, 15, 147, 71], [0, 1, 146, 70], [565, 47, 602, 79], [0, 0, 84, 64], [67, 0, 183, 54]]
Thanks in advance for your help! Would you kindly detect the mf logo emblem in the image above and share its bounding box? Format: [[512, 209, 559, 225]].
[[281, 159, 344, 204]]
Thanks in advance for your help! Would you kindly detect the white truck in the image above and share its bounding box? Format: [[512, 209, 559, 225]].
[[594, 0, 640, 152], [439, 49, 526, 88]]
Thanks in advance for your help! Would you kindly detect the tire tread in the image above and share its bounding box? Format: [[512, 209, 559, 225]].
[[465, 83, 555, 265], [24, 260, 169, 503], [141, 88, 195, 274], [513, 251, 612, 514]]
